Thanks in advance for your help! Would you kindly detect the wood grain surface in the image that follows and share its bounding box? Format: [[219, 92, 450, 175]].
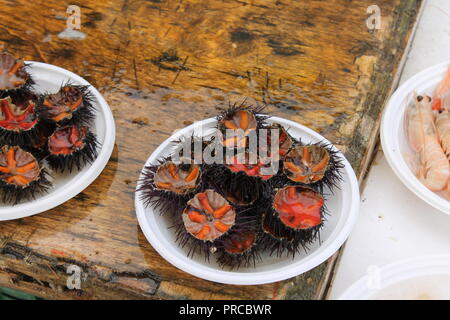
[[0, 0, 422, 299]]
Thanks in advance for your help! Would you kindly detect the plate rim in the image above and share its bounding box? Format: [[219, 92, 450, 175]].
[[0, 61, 116, 221], [135, 116, 360, 285], [338, 254, 450, 300]]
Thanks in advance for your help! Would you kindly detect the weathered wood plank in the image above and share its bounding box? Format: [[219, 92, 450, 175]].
[[0, 0, 422, 299]]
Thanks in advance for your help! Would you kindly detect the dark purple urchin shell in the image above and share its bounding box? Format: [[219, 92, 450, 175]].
[[215, 225, 262, 269], [259, 211, 321, 258], [138, 160, 203, 217], [38, 83, 95, 126], [256, 186, 327, 258], [22, 120, 56, 159], [198, 127, 282, 205], [0, 93, 50, 148], [202, 162, 272, 206], [0, 52, 34, 96], [0, 145, 52, 205], [46, 125, 99, 173], [199, 146, 280, 207]]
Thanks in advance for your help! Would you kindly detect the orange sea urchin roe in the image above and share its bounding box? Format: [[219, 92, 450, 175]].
[[0, 97, 38, 131], [154, 162, 200, 194], [48, 125, 87, 156], [283, 145, 330, 184], [42, 86, 84, 122], [223, 232, 256, 255], [182, 190, 236, 242], [273, 186, 323, 230], [0, 146, 40, 188], [226, 153, 275, 180]]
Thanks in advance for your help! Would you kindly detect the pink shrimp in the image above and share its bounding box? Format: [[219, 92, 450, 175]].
[[405, 95, 449, 191], [433, 68, 450, 197], [436, 106, 450, 158], [434, 68, 450, 156], [432, 67, 450, 111]]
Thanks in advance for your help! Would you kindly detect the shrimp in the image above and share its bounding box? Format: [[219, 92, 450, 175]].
[[435, 106, 450, 158], [432, 67, 450, 111], [405, 95, 449, 191], [434, 68, 450, 157], [433, 68, 450, 197]]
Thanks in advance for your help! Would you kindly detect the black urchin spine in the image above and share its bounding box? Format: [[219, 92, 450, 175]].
[[0, 167, 52, 205]]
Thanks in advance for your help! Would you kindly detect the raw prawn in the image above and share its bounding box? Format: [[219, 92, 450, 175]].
[[405, 95, 449, 191], [434, 68, 450, 158], [433, 68, 450, 199], [436, 106, 450, 158], [432, 67, 450, 111]]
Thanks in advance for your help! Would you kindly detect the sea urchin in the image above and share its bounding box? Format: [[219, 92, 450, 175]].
[[0, 145, 51, 204], [46, 125, 98, 172]]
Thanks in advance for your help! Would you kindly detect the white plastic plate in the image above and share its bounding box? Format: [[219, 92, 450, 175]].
[[0, 62, 116, 221], [381, 61, 450, 215], [339, 255, 450, 300], [135, 117, 360, 285]]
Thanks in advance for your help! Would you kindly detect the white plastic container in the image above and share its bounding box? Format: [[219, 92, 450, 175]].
[[381, 61, 450, 215], [339, 255, 450, 300], [0, 62, 116, 221], [135, 117, 360, 285]]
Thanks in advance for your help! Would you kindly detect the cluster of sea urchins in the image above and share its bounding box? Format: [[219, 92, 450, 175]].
[[0, 51, 99, 204], [139, 102, 344, 269]]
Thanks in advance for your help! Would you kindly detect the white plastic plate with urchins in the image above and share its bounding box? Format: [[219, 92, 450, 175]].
[[0, 62, 115, 221], [135, 117, 360, 285]]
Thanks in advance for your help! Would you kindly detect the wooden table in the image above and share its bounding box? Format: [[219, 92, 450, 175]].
[[0, 0, 423, 299]]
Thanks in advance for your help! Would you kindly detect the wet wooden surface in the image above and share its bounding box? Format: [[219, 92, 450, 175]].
[[0, 0, 422, 299]]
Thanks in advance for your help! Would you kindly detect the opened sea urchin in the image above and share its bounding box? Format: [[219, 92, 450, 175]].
[[0, 93, 49, 147], [139, 160, 202, 216], [175, 189, 237, 259], [216, 229, 261, 269], [47, 125, 98, 172], [259, 186, 325, 257], [0, 145, 51, 204], [216, 102, 268, 149], [182, 190, 236, 242], [39, 84, 94, 125], [283, 143, 343, 192], [0, 52, 33, 96]]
